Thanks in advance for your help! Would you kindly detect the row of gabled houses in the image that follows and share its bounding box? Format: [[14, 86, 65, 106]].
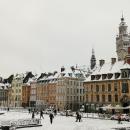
[[1, 16, 130, 112], [9, 66, 86, 111], [1, 60, 130, 111], [1, 56, 130, 112]]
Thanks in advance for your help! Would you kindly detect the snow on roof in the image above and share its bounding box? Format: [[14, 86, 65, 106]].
[[36, 66, 86, 83], [0, 83, 9, 90], [120, 62, 130, 69], [85, 60, 125, 82], [59, 67, 85, 79]]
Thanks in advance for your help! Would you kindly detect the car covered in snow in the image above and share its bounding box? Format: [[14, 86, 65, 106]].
[[110, 114, 130, 121], [60, 110, 74, 116], [43, 109, 53, 114]]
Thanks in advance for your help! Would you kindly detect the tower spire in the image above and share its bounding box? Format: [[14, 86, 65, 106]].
[[90, 48, 96, 70], [121, 11, 124, 21]]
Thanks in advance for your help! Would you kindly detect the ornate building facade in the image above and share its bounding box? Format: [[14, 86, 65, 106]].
[[84, 17, 130, 111]]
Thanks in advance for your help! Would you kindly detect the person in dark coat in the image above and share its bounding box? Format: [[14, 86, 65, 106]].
[[76, 111, 79, 122], [78, 114, 82, 122], [28, 108, 31, 113], [32, 111, 35, 119], [40, 110, 44, 119], [66, 110, 68, 117], [7, 107, 9, 111], [54, 109, 57, 116], [76, 112, 82, 122], [49, 113, 54, 124]]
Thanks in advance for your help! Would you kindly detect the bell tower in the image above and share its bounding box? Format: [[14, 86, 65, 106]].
[[116, 15, 130, 61]]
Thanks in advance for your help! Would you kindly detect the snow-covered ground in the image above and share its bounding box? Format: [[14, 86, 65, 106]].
[[0, 111, 130, 130]]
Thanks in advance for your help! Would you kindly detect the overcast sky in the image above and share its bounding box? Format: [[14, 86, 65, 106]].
[[0, 0, 130, 77]]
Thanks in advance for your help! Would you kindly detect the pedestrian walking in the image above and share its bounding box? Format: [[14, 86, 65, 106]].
[[28, 108, 31, 113], [49, 113, 54, 124], [78, 113, 82, 122], [76, 111, 79, 122], [32, 111, 35, 119], [66, 110, 68, 117], [76, 112, 82, 122], [40, 110, 44, 119], [7, 107, 9, 112], [54, 109, 57, 116]]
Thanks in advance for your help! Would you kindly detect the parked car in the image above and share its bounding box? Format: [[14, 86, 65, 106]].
[[60, 110, 74, 116], [66, 110, 74, 116], [110, 114, 130, 121], [121, 114, 130, 121], [110, 114, 118, 120], [43, 109, 53, 114]]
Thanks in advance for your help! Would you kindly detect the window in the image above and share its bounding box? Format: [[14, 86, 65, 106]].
[[67, 88, 69, 93], [102, 85, 105, 92], [86, 95, 88, 102], [115, 94, 118, 102], [91, 95, 93, 102], [102, 95, 105, 102], [91, 75, 95, 80], [80, 96, 82, 101], [122, 71, 128, 78], [85, 86, 88, 92], [108, 84, 111, 92], [114, 82, 118, 91], [122, 82, 129, 93], [108, 95, 111, 102], [115, 73, 120, 79], [108, 74, 113, 79], [96, 85, 99, 92], [80, 89, 82, 94], [96, 95, 99, 102], [71, 88, 72, 94], [91, 85, 93, 91], [102, 74, 107, 79]]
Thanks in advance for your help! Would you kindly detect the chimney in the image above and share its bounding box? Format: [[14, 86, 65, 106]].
[[111, 58, 116, 64], [99, 59, 105, 66], [61, 66, 65, 72]]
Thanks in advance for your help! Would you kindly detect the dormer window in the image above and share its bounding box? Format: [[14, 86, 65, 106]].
[[122, 71, 128, 78], [95, 75, 101, 80], [115, 73, 120, 79], [68, 73, 72, 77], [108, 73, 113, 79], [61, 73, 65, 77], [102, 74, 107, 80], [91, 75, 95, 80]]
